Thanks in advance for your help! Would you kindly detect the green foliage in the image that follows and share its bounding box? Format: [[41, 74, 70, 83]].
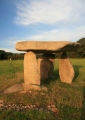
[[0, 50, 25, 60], [55, 38, 85, 58], [0, 50, 7, 60], [77, 38, 85, 58]]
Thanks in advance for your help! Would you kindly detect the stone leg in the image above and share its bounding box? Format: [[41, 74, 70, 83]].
[[38, 54, 55, 81], [24, 51, 40, 91], [59, 52, 75, 84]]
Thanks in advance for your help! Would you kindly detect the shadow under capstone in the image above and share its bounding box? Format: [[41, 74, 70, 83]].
[[73, 65, 84, 82]]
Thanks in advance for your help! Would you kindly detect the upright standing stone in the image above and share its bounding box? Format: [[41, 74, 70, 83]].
[[38, 54, 55, 81], [24, 51, 40, 90], [59, 52, 75, 84]]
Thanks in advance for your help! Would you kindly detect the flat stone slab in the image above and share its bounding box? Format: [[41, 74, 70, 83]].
[[15, 41, 80, 53], [3, 84, 24, 94]]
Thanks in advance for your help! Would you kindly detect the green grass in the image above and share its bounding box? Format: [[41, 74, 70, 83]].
[[0, 110, 56, 120], [0, 60, 23, 74], [0, 59, 85, 120], [0, 60, 24, 92]]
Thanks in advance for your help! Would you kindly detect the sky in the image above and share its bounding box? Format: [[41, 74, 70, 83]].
[[0, 0, 85, 53]]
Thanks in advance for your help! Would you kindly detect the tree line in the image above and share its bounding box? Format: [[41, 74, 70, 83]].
[[0, 51, 25, 60], [68, 38, 85, 58], [0, 38, 85, 60]]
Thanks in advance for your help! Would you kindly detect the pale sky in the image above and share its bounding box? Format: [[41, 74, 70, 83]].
[[0, 0, 85, 53]]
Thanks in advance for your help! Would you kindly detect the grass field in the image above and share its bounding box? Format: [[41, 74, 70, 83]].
[[0, 59, 85, 120]]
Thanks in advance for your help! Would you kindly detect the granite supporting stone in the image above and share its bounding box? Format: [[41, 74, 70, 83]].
[[24, 51, 40, 91], [38, 54, 55, 81], [59, 52, 75, 84]]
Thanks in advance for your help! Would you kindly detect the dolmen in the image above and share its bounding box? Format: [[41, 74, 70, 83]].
[[15, 41, 80, 91]]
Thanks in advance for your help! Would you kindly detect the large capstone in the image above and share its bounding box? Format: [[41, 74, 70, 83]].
[[15, 41, 80, 53]]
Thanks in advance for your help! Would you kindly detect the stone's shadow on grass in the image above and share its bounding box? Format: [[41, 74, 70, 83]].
[[73, 65, 84, 82], [81, 85, 85, 120]]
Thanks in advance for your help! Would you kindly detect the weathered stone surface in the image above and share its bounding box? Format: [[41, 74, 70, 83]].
[[24, 51, 40, 91], [38, 54, 55, 81], [59, 52, 75, 84], [0, 100, 3, 103], [3, 84, 24, 94], [15, 41, 80, 53], [23, 84, 47, 91]]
